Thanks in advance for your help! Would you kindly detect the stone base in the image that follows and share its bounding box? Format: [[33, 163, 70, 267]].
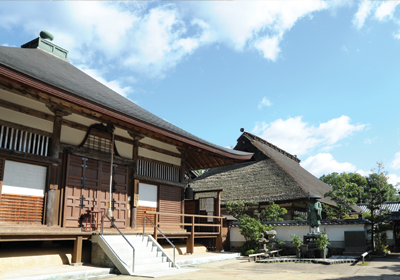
[[91, 243, 116, 269]]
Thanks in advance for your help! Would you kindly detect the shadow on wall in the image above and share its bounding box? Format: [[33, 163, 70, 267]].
[[0, 240, 91, 269]]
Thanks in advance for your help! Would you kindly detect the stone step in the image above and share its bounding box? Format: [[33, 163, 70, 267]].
[[133, 261, 172, 273]]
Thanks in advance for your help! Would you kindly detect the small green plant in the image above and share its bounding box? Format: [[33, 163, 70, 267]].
[[293, 214, 307, 221], [316, 233, 330, 250], [290, 234, 303, 248], [245, 249, 255, 256], [276, 239, 286, 248]]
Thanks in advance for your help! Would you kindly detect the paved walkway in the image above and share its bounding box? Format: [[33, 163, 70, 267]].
[[110, 253, 400, 280], [1, 252, 399, 279]]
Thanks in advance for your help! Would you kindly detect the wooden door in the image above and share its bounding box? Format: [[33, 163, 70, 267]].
[[99, 162, 128, 228], [63, 155, 128, 228], [159, 185, 181, 230]]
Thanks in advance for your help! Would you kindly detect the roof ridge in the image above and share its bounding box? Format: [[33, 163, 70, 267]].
[[242, 131, 301, 163]]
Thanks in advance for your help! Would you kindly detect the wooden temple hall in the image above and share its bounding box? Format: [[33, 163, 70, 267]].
[[0, 31, 252, 266]]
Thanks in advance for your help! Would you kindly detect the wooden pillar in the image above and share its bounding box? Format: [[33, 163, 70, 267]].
[[216, 191, 221, 217], [187, 216, 194, 254], [45, 104, 71, 227], [216, 218, 223, 252], [128, 132, 144, 229], [179, 150, 187, 183], [154, 213, 158, 240], [72, 235, 83, 264]]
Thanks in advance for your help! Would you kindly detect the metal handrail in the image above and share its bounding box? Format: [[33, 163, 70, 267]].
[[101, 215, 136, 272], [143, 217, 176, 268]]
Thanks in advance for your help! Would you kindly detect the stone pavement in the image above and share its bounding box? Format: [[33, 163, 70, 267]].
[[107, 253, 400, 280]]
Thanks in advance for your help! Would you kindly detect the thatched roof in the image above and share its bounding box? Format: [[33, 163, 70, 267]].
[[190, 132, 337, 207]]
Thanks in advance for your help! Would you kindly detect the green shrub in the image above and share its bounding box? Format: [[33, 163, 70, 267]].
[[245, 249, 255, 256], [375, 231, 389, 255], [316, 233, 330, 250], [290, 234, 303, 248], [239, 215, 268, 250]]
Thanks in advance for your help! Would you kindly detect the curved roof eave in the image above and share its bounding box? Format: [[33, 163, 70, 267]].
[[0, 47, 252, 161]]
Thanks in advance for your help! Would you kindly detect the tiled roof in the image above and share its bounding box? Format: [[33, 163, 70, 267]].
[[231, 218, 370, 227], [357, 202, 400, 213], [0, 46, 251, 158]]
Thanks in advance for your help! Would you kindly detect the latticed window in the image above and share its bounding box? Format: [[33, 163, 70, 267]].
[[83, 134, 112, 153], [79, 123, 119, 156]]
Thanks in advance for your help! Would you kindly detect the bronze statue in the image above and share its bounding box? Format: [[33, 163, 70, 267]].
[[307, 194, 322, 234]]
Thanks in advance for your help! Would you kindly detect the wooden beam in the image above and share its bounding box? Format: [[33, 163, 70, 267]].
[[189, 150, 206, 168], [180, 151, 187, 183], [0, 98, 55, 123], [0, 119, 52, 138], [61, 144, 135, 166], [198, 153, 213, 168], [138, 142, 181, 158], [133, 173, 186, 188], [0, 147, 61, 165], [0, 98, 135, 145]]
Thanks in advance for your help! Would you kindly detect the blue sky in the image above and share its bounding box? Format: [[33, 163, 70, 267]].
[[1, 1, 400, 187]]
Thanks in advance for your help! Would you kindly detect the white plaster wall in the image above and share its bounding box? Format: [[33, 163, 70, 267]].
[[115, 141, 133, 159], [230, 224, 376, 248], [140, 137, 180, 153], [2, 160, 47, 197], [139, 183, 158, 208], [0, 107, 53, 133], [60, 126, 86, 146], [231, 227, 246, 242], [63, 113, 96, 127], [114, 127, 131, 138], [0, 89, 53, 114], [138, 147, 181, 166]]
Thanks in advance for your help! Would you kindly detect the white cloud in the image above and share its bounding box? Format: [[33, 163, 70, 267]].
[[301, 153, 356, 178], [255, 36, 281, 61], [387, 174, 400, 187], [356, 169, 370, 177], [252, 116, 366, 156], [353, 1, 374, 29], [341, 45, 348, 53], [353, 1, 400, 39], [77, 65, 132, 98], [390, 151, 400, 170], [257, 97, 272, 110], [375, 2, 400, 21], [364, 137, 378, 144], [191, 1, 327, 60]]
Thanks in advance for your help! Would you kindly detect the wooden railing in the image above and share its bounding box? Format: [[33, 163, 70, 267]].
[[145, 211, 225, 254]]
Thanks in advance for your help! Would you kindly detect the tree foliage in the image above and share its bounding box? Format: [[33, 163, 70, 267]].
[[226, 200, 258, 220], [321, 172, 366, 219], [257, 201, 287, 221], [239, 215, 268, 250], [363, 163, 392, 251]]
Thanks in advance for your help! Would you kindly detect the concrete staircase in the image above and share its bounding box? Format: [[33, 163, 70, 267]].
[[92, 234, 192, 278]]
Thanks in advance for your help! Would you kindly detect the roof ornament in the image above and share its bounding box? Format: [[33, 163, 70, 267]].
[[39, 30, 54, 41], [240, 128, 245, 132]]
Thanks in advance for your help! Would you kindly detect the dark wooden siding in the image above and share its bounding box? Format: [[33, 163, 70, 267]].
[[137, 206, 156, 229], [0, 193, 43, 224], [159, 185, 181, 230]]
